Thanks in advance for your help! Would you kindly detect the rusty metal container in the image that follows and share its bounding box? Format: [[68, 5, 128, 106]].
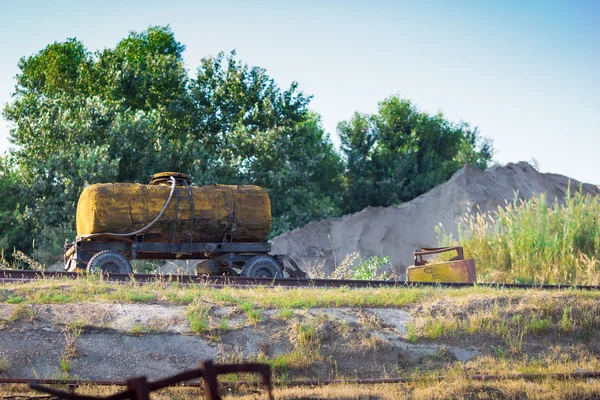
[[406, 247, 476, 283], [76, 172, 271, 243]]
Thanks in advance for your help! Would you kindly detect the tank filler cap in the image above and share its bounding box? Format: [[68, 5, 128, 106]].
[[149, 172, 192, 186]]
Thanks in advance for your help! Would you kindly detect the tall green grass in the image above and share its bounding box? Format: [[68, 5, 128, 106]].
[[438, 188, 600, 285]]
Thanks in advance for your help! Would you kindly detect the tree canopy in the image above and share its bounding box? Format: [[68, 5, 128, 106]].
[[1, 26, 492, 264], [339, 96, 492, 213]]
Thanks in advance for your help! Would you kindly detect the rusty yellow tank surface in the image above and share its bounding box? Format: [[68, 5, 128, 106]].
[[76, 180, 271, 243], [406, 260, 476, 282], [406, 247, 476, 283]]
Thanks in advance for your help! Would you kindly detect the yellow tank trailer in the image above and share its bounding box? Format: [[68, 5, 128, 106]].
[[64, 172, 306, 278]]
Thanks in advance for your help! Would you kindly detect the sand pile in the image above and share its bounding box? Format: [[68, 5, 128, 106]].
[[270, 162, 599, 274]]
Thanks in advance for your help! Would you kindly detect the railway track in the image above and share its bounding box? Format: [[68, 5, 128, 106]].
[[1, 269, 599, 290]]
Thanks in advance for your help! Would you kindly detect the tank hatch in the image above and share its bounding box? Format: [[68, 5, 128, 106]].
[[149, 172, 192, 186]]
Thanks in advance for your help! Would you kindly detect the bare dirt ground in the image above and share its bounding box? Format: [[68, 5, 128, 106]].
[[0, 303, 436, 380], [1, 289, 598, 384]]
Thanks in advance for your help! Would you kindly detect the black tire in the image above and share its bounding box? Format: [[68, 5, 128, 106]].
[[241, 255, 283, 278], [87, 250, 133, 274]]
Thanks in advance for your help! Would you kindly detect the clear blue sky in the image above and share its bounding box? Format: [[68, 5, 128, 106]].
[[0, 0, 598, 183]]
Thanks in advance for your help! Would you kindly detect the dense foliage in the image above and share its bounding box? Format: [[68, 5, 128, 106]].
[[339, 97, 492, 213], [1, 26, 492, 264]]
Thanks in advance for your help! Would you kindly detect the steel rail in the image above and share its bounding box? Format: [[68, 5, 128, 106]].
[[1, 269, 600, 290], [1, 371, 600, 389]]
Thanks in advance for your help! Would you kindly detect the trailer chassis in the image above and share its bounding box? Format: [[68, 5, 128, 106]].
[[64, 238, 305, 278]]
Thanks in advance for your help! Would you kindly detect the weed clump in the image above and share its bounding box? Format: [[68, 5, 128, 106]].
[[329, 252, 390, 280], [186, 300, 211, 334]]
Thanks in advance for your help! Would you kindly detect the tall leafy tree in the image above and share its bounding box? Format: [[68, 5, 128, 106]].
[[339, 96, 493, 213], [0, 155, 32, 257], [190, 51, 343, 235], [3, 27, 193, 233], [2, 27, 343, 260]]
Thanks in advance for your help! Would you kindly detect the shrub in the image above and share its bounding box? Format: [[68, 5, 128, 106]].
[[330, 252, 390, 280]]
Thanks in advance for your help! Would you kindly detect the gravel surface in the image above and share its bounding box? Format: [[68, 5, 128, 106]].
[[72, 332, 217, 380]]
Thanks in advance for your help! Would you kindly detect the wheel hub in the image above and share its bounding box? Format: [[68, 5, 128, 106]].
[[254, 267, 274, 278], [101, 263, 121, 273]]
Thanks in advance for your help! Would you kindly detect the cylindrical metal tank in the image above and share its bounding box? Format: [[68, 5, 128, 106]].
[[76, 175, 271, 243]]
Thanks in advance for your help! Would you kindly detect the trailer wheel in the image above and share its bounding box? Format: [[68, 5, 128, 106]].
[[241, 256, 283, 278], [87, 250, 133, 274]]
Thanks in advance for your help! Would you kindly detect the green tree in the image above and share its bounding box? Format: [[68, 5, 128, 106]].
[[339, 96, 493, 213], [248, 115, 343, 235], [5, 25, 193, 179], [2, 27, 199, 259], [190, 51, 343, 235], [0, 155, 32, 258], [2, 26, 343, 260]]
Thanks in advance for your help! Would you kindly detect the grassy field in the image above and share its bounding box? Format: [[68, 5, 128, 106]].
[[4, 369, 600, 400], [4, 381, 600, 400], [3, 349, 600, 398], [2, 278, 600, 398], [3, 276, 600, 309], [2, 279, 600, 361], [438, 190, 600, 285]]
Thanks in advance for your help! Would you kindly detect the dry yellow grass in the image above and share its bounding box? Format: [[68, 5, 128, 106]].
[[2, 349, 600, 399], [4, 378, 600, 400], [226, 380, 600, 400], [407, 290, 600, 353]]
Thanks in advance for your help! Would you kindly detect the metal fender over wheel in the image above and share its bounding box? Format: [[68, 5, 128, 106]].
[[87, 250, 133, 274], [241, 255, 283, 278]]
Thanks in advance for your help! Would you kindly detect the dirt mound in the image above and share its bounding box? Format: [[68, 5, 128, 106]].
[[270, 162, 600, 274]]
